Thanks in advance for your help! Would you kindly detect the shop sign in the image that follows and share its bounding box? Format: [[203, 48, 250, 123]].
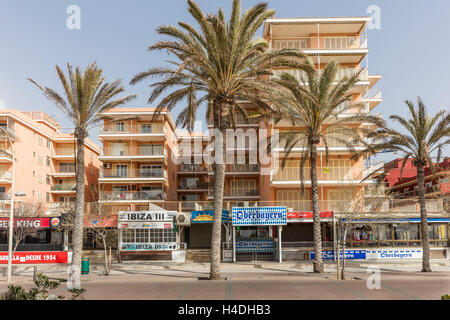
[[366, 249, 422, 260], [0, 251, 70, 264], [191, 210, 229, 223], [232, 206, 287, 226], [236, 241, 274, 252], [310, 250, 366, 260], [120, 243, 178, 251], [118, 211, 176, 222], [287, 211, 333, 220], [310, 248, 423, 260], [50, 217, 60, 228], [118, 221, 172, 229], [0, 218, 50, 229], [84, 215, 118, 228]]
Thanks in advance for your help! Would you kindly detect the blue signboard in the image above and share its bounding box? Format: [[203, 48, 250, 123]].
[[232, 206, 287, 226], [310, 250, 367, 260], [191, 210, 229, 223], [236, 241, 274, 253]]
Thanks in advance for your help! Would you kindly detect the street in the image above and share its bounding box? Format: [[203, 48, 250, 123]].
[[1, 263, 449, 300]]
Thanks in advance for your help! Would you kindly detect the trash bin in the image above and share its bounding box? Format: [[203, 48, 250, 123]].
[[81, 257, 89, 275]]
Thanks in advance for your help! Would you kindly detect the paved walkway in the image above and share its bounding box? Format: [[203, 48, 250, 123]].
[[1, 261, 449, 300]]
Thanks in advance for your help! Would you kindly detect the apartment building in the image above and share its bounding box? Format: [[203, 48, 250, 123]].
[[0, 110, 100, 214], [261, 17, 382, 211], [97, 108, 178, 216]]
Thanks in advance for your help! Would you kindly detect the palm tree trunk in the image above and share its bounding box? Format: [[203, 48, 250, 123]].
[[71, 135, 85, 287], [209, 102, 227, 280], [417, 163, 431, 272], [310, 143, 324, 273]]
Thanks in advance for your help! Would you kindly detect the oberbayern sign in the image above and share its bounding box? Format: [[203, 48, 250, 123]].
[[232, 206, 287, 226]]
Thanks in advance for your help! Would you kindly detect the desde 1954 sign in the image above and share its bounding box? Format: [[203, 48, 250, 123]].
[[232, 206, 287, 226], [0, 251, 70, 264], [118, 211, 177, 222]]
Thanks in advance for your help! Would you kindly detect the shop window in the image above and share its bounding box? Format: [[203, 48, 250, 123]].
[[377, 224, 392, 241]]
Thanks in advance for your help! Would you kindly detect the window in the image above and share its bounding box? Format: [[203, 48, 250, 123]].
[[47, 139, 51, 149], [140, 124, 152, 133], [46, 157, 51, 167], [46, 174, 50, 185], [115, 165, 128, 178], [38, 155, 43, 165], [115, 122, 125, 132], [37, 174, 42, 184], [46, 192, 50, 202], [38, 136, 43, 146]]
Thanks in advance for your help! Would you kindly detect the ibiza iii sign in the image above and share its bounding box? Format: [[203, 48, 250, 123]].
[[232, 206, 287, 226], [118, 211, 177, 222]]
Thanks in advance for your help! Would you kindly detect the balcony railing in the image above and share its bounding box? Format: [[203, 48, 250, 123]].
[[0, 171, 12, 181], [393, 183, 449, 199], [178, 182, 210, 190], [54, 148, 75, 156], [272, 36, 368, 51], [228, 164, 260, 172], [273, 166, 362, 182], [51, 183, 76, 191], [100, 168, 166, 179], [209, 188, 260, 197], [54, 166, 76, 173], [178, 164, 209, 173], [100, 190, 167, 201], [0, 193, 11, 200], [100, 123, 165, 135], [272, 67, 369, 84], [101, 145, 165, 157]]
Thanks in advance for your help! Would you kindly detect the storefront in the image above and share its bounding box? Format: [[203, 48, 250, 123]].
[[231, 206, 287, 262], [186, 210, 229, 248], [118, 211, 179, 261], [0, 216, 68, 264], [282, 211, 335, 261], [334, 217, 450, 260]]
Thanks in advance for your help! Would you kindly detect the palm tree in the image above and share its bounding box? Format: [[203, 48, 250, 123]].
[[363, 98, 449, 272], [271, 59, 382, 273], [131, 0, 307, 279], [28, 62, 136, 286]]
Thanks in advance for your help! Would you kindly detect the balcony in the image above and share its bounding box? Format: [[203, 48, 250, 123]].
[[0, 193, 11, 201], [272, 68, 369, 93], [0, 171, 12, 183], [99, 190, 167, 202], [99, 168, 167, 182], [362, 89, 383, 110], [0, 149, 12, 162], [100, 145, 166, 161], [272, 36, 368, 64], [178, 164, 209, 174], [51, 183, 76, 193], [178, 182, 210, 191], [51, 165, 76, 177], [51, 148, 76, 160], [99, 123, 166, 141], [271, 166, 364, 186], [227, 164, 260, 174], [274, 134, 364, 152], [393, 183, 450, 200], [209, 188, 260, 199]]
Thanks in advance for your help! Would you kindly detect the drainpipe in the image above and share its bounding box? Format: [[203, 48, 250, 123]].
[[232, 226, 236, 263], [278, 226, 282, 263]]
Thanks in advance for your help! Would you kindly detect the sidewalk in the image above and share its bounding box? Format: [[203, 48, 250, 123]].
[[2, 259, 450, 274]]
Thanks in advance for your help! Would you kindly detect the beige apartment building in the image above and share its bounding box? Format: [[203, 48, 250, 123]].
[[97, 108, 179, 216], [0, 110, 100, 215]]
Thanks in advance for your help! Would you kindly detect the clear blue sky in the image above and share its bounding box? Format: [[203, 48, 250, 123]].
[[1, 0, 449, 160]]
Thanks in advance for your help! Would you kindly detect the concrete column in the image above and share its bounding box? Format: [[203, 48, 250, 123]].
[[232, 226, 236, 263], [278, 226, 282, 263]]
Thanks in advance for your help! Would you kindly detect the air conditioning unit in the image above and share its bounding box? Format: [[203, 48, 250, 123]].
[[103, 163, 111, 169], [175, 212, 191, 226], [351, 139, 359, 146], [237, 201, 249, 207]]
